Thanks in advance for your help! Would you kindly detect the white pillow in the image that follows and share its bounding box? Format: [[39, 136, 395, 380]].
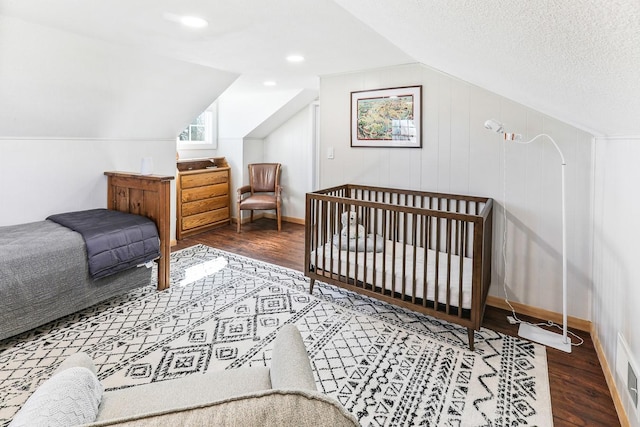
[[332, 233, 385, 252], [10, 367, 103, 427]]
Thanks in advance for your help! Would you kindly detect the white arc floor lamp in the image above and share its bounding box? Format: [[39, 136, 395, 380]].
[[484, 119, 571, 353]]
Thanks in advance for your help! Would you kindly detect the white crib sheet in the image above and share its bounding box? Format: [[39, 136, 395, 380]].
[[310, 240, 474, 309]]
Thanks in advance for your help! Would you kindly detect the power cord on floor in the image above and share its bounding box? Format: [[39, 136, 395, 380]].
[[500, 138, 583, 348]]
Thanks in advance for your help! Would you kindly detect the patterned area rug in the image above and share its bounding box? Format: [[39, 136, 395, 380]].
[[0, 244, 552, 426]]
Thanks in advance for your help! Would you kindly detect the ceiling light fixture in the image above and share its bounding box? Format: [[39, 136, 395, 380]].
[[163, 13, 208, 29], [286, 55, 305, 63], [180, 16, 208, 28], [263, 81, 276, 87]]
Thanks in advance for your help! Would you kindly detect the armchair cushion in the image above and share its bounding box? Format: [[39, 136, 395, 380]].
[[239, 194, 277, 211]]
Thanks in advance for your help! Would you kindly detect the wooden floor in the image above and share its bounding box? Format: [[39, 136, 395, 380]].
[[174, 218, 621, 427]]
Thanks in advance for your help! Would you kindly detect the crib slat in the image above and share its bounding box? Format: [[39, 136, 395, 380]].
[[458, 220, 465, 316], [313, 198, 319, 277], [445, 218, 452, 315], [329, 200, 335, 280], [391, 210, 397, 294], [434, 215, 440, 309], [423, 214, 430, 308], [381, 208, 387, 294], [411, 213, 418, 304], [401, 211, 408, 300]]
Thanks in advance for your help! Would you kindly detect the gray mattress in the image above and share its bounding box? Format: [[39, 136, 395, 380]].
[[0, 220, 152, 341]]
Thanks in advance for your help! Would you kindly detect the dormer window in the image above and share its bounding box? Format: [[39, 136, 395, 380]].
[[177, 101, 217, 149]]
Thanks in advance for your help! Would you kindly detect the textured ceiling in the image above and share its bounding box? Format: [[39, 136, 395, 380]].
[[335, 0, 640, 136], [1, 0, 639, 136]]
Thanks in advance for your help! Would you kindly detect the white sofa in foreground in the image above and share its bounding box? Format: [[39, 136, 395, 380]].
[[10, 325, 359, 427]]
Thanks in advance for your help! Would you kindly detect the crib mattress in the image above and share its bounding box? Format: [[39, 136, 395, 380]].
[[310, 240, 474, 309]]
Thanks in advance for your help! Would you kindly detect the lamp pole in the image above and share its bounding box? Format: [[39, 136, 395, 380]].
[[515, 134, 568, 345], [489, 121, 572, 353]]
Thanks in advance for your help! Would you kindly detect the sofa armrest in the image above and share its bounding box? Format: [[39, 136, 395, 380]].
[[270, 325, 317, 390]]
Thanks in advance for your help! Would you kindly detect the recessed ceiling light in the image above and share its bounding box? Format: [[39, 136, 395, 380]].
[[180, 16, 208, 28], [263, 81, 277, 86], [163, 13, 209, 28], [286, 55, 305, 63], [179, 15, 208, 28]]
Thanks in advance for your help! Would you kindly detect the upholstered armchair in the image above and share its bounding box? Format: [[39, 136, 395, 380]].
[[237, 163, 282, 232]]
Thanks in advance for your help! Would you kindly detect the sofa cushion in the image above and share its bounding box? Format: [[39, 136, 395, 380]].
[[96, 367, 272, 421], [9, 367, 103, 427], [86, 389, 360, 426]]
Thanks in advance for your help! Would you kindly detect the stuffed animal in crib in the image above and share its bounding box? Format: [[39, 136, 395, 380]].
[[341, 211, 366, 240]]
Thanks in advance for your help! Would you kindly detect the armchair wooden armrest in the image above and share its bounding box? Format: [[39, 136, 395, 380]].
[[237, 185, 252, 198]]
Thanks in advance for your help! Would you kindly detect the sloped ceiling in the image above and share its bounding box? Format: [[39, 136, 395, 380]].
[[1, 0, 639, 137], [0, 15, 238, 139], [334, 0, 640, 137]]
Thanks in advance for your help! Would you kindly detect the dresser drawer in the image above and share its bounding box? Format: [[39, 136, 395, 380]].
[[182, 208, 230, 230], [181, 183, 228, 203], [181, 170, 228, 189], [182, 196, 228, 217]]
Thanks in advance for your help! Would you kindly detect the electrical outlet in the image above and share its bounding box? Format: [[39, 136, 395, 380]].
[[629, 362, 638, 407], [617, 333, 640, 421]]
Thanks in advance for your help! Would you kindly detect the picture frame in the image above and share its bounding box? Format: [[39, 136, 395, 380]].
[[351, 85, 422, 148]]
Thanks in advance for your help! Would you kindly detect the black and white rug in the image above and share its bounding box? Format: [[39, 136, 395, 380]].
[[0, 244, 552, 426]]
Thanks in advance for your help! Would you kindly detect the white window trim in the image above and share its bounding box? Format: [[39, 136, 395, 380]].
[[177, 101, 218, 150]]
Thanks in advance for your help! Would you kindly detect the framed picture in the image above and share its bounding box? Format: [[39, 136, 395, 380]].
[[351, 85, 422, 148]]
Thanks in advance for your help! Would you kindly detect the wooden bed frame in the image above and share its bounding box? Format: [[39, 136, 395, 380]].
[[305, 184, 493, 350], [104, 171, 174, 291]]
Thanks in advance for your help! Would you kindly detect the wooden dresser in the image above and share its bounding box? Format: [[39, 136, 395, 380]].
[[176, 157, 231, 240]]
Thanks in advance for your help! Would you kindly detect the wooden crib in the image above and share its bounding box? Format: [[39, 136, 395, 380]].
[[304, 184, 493, 350]]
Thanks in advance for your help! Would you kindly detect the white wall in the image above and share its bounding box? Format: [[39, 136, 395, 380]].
[[0, 138, 176, 232], [319, 63, 594, 321], [218, 89, 302, 139], [263, 105, 315, 220], [0, 15, 237, 140], [593, 137, 640, 426], [0, 15, 238, 240]]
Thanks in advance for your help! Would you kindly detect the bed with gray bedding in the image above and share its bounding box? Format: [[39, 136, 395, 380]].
[[0, 211, 158, 341]]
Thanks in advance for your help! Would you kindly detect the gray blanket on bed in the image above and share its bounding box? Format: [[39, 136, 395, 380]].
[[47, 209, 160, 279]]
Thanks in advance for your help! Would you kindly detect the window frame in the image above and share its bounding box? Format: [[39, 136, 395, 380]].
[[177, 101, 218, 150]]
